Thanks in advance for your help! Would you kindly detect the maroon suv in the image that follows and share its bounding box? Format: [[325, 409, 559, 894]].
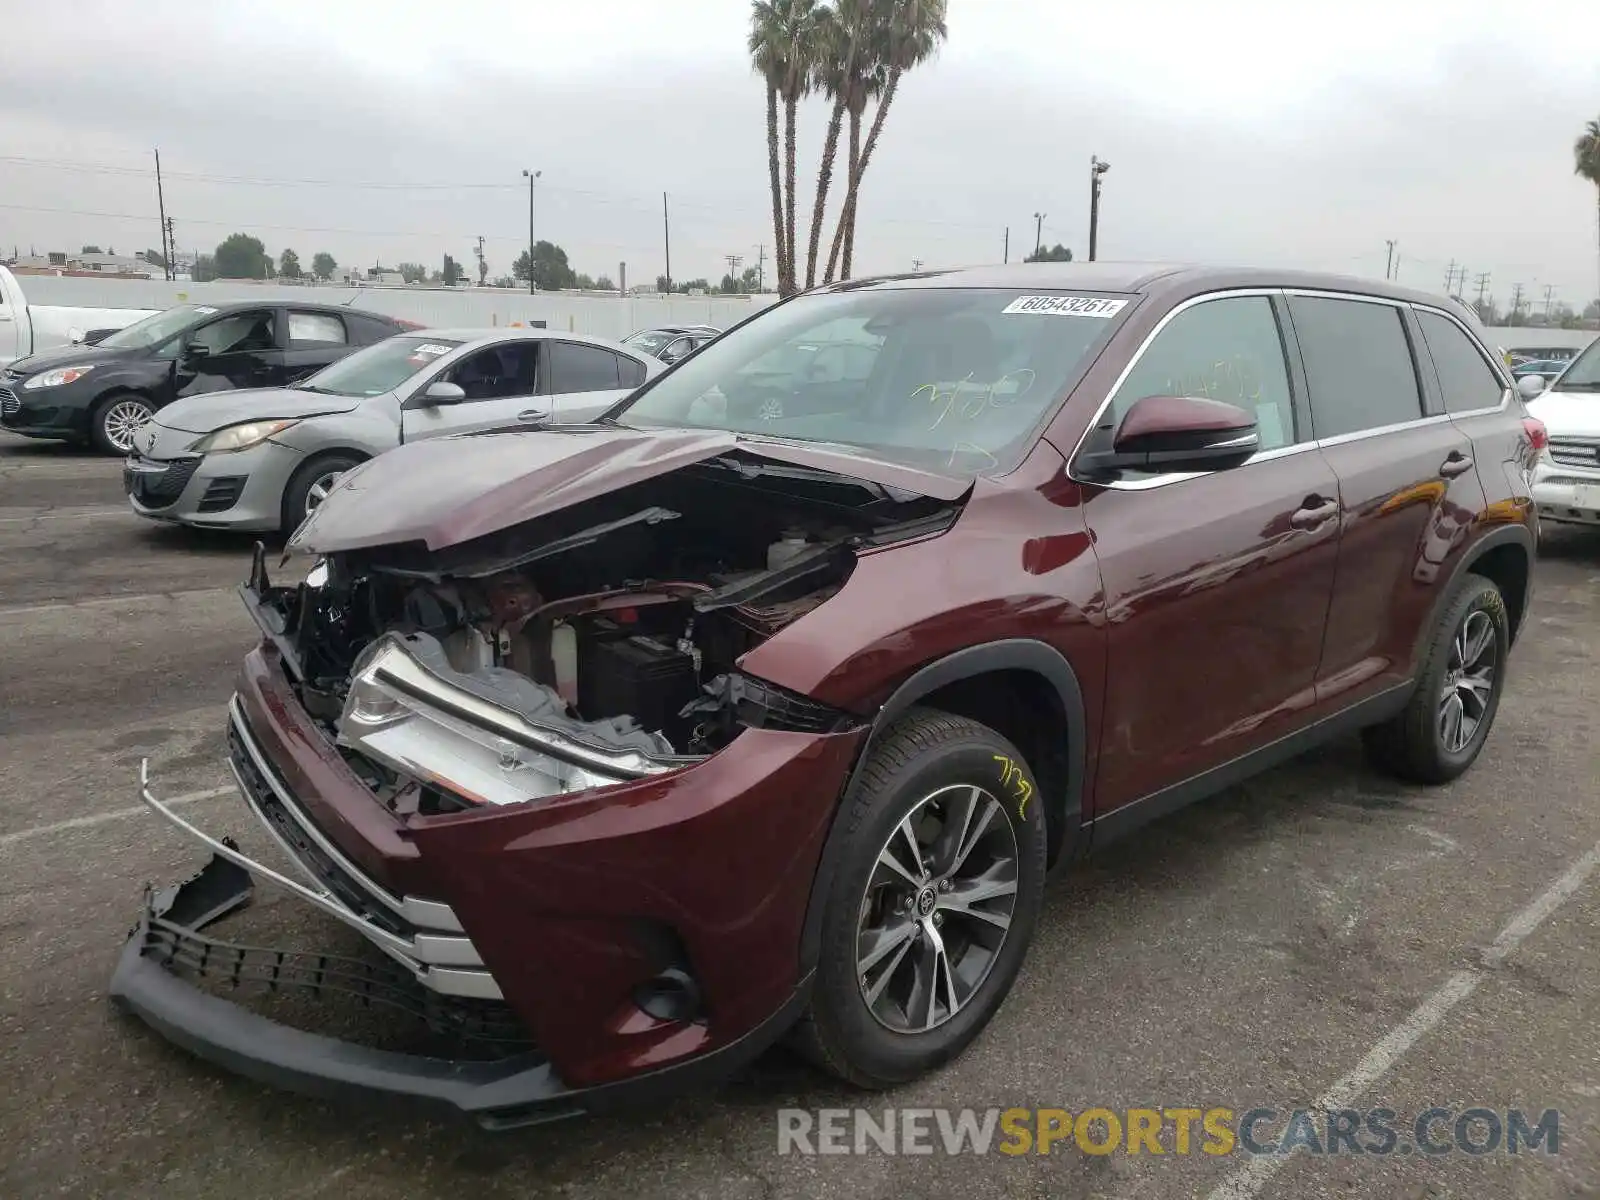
[[114, 264, 1541, 1127]]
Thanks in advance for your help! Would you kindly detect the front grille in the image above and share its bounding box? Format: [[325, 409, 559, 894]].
[[226, 719, 412, 940], [123, 455, 200, 505], [0, 387, 19, 417], [197, 475, 247, 513], [1548, 439, 1600, 470]]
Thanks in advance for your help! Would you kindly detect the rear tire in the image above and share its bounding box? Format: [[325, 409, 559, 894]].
[[89, 393, 155, 456], [794, 708, 1048, 1088], [1362, 574, 1509, 784], [280, 454, 360, 536]]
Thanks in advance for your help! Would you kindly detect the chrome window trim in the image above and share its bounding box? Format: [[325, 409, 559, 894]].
[[1067, 286, 1502, 494]]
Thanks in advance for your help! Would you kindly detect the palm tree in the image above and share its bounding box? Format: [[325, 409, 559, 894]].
[[821, 44, 888, 285], [1577, 117, 1600, 324], [824, 0, 948, 282], [749, 0, 820, 295], [804, 1, 867, 290]]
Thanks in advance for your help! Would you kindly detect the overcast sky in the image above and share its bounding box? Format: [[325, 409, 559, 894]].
[[2, 0, 1597, 307]]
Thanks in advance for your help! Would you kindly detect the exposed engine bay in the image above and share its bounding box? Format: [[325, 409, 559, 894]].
[[245, 454, 960, 813]]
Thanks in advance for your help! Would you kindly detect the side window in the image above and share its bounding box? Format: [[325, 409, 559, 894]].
[[1288, 296, 1423, 438], [548, 341, 623, 392], [288, 311, 347, 346], [1108, 296, 1297, 451], [347, 315, 396, 344], [446, 343, 537, 401], [1414, 309, 1506, 413], [192, 309, 276, 355], [618, 355, 647, 388]]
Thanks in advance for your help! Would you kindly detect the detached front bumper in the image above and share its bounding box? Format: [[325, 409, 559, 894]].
[[110, 853, 810, 1129]]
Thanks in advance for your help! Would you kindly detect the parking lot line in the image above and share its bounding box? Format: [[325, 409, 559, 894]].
[[1206, 840, 1600, 1200], [0, 784, 233, 848]]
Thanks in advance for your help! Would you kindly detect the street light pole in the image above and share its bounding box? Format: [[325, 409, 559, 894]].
[[1032, 212, 1045, 257], [521, 168, 541, 294], [1088, 156, 1110, 262]]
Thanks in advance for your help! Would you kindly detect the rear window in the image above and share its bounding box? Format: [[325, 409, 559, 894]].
[[1289, 296, 1423, 438], [611, 288, 1130, 473], [547, 341, 624, 392]]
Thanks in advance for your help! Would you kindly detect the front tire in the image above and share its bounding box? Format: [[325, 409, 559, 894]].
[[89, 393, 155, 456], [280, 454, 360, 535], [795, 708, 1048, 1088], [1362, 574, 1510, 784]]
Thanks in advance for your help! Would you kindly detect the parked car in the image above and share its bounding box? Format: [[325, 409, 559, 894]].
[[0, 264, 155, 368], [115, 264, 1538, 1126], [123, 327, 662, 534], [624, 324, 720, 365], [1521, 335, 1600, 531], [1, 300, 413, 454], [1511, 358, 1570, 385]]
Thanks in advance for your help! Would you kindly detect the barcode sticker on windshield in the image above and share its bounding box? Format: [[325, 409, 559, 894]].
[[192, 306, 218, 315], [411, 343, 452, 357], [1002, 295, 1127, 318]]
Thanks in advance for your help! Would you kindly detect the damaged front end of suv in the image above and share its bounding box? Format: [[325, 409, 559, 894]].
[[110, 424, 968, 1127]]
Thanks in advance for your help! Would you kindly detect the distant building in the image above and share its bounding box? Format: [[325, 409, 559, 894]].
[[7, 251, 161, 279]]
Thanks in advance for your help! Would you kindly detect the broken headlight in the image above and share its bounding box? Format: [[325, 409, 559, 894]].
[[337, 635, 676, 808]]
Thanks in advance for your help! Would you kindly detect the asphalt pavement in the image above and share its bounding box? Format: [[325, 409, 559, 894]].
[[1, 429, 1597, 1199]]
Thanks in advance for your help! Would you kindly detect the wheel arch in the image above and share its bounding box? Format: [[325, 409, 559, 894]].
[[797, 638, 1088, 974], [1419, 525, 1534, 661]]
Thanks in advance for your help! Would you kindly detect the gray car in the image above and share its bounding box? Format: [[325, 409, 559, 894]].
[[123, 327, 662, 534]]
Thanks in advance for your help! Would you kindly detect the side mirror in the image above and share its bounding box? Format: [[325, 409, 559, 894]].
[[1079, 395, 1260, 475], [421, 380, 467, 405], [1516, 374, 1547, 399], [184, 340, 211, 360]]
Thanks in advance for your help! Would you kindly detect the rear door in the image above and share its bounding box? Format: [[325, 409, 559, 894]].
[[281, 309, 354, 384], [399, 340, 542, 441], [1284, 291, 1486, 709], [543, 340, 643, 422]]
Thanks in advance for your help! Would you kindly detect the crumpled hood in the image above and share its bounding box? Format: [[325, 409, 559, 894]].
[[289, 425, 971, 555], [1527, 390, 1600, 439], [155, 387, 367, 433]]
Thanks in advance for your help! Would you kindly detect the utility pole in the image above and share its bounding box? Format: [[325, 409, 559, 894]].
[[154, 148, 171, 280], [1003, 226, 1009, 264], [164, 217, 175, 278], [474, 235, 487, 286], [521, 168, 540, 294], [912, 258, 924, 272], [1542, 283, 1556, 320], [755, 243, 766, 292], [1444, 260, 1458, 295], [1032, 212, 1045, 257], [1088, 156, 1110, 262], [724, 253, 743, 292], [1509, 282, 1525, 321], [1474, 271, 1491, 310], [1384, 239, 1396, 280], [662, 192, 672, 293]]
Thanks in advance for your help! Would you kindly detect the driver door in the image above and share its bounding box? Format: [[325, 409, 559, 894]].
[[174, 308, 283, 398], [400, 341, 542, 442]]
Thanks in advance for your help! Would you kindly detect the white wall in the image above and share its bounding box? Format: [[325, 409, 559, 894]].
[[14, 275, 779, 342]]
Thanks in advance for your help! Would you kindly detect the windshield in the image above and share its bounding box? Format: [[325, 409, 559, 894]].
[[97, 305, 207, 350], [608, 287, 1129, 473], [299, 335, 464, 397], [1552, 339, 1600, 391], [624, 330, 676, 353]]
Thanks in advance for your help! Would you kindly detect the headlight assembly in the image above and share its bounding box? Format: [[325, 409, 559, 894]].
[[337, 635, 679, 808], [22, 364, 96, 389], [189, 418, 299, 454]]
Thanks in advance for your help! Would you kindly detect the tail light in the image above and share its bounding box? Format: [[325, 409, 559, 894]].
[[1522, 416, 1548, 453]]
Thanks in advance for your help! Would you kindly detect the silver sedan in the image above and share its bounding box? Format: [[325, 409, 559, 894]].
[[123, 327, 662, 534]]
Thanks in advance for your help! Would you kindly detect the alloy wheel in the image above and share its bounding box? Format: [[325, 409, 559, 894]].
[[854, 784, 1020, 1034], [1439, 609, 1496, 754], [103, 400, 153, 453], [303, 469, 345, 517]]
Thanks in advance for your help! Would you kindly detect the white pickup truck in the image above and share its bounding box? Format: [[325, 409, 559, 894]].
[[0, 265, 155, 365]]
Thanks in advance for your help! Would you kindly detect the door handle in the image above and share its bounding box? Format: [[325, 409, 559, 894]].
[[1290, 496, 1339, 529], [517, 408, 551, 423], [1439, 451, 1474, 478]]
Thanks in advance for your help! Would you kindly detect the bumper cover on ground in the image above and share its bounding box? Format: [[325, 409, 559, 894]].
[[111, 853, 812, 1129]]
